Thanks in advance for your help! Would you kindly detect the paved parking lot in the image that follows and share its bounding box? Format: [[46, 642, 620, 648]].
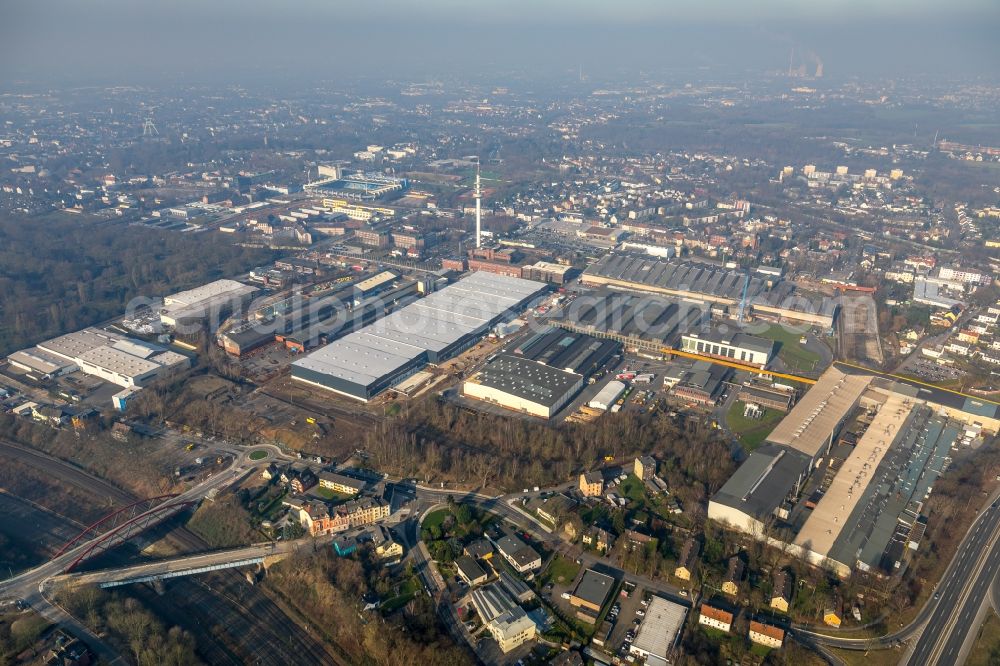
[[900, 357, 964, 382], [591, 581, 648, 661]]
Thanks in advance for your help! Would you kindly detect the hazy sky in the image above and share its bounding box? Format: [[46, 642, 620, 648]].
[[2, 0, 998, 86]]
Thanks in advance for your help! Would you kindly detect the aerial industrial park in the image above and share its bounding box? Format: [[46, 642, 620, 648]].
[[0, 2, 999, 665]]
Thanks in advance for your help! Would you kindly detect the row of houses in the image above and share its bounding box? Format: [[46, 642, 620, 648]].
[[288, 496, 390, 537], [698, 603, 786, 649], [263, 463, 369, 496], [673, 542, 795, 613]]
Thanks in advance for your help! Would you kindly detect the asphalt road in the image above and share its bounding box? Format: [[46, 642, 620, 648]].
[[52, 539, 305, 587], [793, 486, 1000, 663], [0, 440, 284, 663], [904, 499, 1000, 665]]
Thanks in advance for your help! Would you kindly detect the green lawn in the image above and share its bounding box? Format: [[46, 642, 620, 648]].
[[726, 400, 785, 450], [756, 324, 821, 372], [422, 508, 451, 532], [255, 489, 288, 520], [248, 449, 268, 461], [381, 591, 417, 613], [540, 555, 581, 587], [699, 626, 731, 641], [619, 475, 646, 503]]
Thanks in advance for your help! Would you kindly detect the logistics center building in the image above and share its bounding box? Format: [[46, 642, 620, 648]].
[[463, 354, 584, 419], [709, 365, 996, 577], [9, 328, 190, 388], [291, 272, 547, 401]]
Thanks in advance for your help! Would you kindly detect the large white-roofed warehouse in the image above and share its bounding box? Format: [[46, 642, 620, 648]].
[[290, 271, 547, 401]]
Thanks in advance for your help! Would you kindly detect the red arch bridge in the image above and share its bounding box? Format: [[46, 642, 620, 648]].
[[54, 495, 199, 572]]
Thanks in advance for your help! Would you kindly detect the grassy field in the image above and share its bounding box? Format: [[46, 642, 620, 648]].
[[620, 475, 646, 503], [756, 324, 821, 372], [726, 400, 785, 450], [540, 554, 581, 587], [967, 610, 1000, 666], [248, 449, 268, 461], [421, 507, 450, 532]]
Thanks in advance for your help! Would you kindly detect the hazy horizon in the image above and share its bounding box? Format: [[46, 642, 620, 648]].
[[2, 0, 999, 87]]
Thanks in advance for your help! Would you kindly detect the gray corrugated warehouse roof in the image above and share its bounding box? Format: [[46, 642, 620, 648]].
[[292, 272, 546, 397], [7, 348, 76, 375], [584, 254, 767, 302], [551, 288, 705, 347], [37, 328, 124, 361], [163, 279, 257, 307], [468, 355, 582, 408]]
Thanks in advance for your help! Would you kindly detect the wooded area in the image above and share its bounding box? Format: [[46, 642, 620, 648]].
[[0, 215, 275, 355], [58, 588, 201, 666], [263, 549, 472, 666], [366, 398, 736, 498]]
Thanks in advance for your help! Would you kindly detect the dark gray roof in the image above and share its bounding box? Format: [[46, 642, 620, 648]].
[[712, 445, 812, 522], [573, 569, 615, 608], [550, 287, 705, 347], [497, 570, 533, 601], [472, 354, 582, 407], [496, 533, 540, 567], [584, 254, 767, 302], [738, 385, 793, 406], [465, 539, 493, 559], [455, 555, 487, 582]]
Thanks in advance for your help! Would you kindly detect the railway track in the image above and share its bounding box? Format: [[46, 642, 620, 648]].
[[0, 439, 337, 665]]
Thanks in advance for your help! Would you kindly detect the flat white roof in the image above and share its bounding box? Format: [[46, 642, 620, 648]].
[[592, 380, 627, 405], [151, 350, 190, 368], [766, 366, 873, 458], [292, 272, 545, 388], [111, 339, 159, 359], [631, 596, 687, 660], [528, 261, 572, 274], [795, 392, 913, 558], [293, 335, 420, 387], [24, 328, 184, 381], [38, 328, 124, 361], [7, 348, 76, 375], [77, 346, 161, 378], [355, 270, 397, 292], [163, 279, 257, 308]]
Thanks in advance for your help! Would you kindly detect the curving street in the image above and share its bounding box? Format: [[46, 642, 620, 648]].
[[792, 487, 1000, 665]]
